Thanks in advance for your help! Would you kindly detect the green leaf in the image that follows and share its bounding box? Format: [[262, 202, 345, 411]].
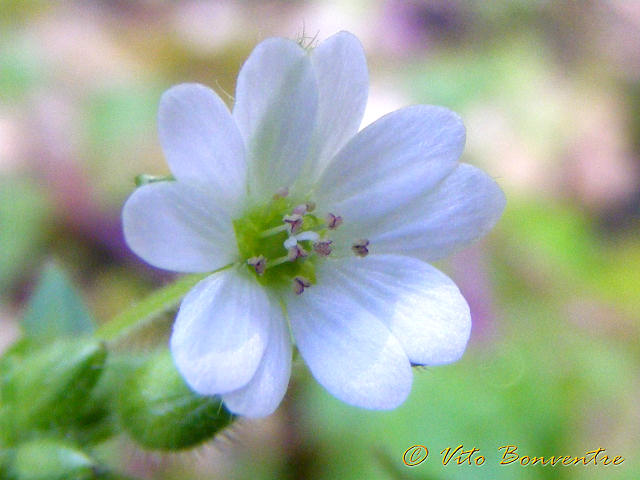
[[118, 350, 234, 450], [22, 262, 95, 341]]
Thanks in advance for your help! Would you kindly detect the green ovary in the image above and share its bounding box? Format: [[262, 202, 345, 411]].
[[233, 197, 320, 289]]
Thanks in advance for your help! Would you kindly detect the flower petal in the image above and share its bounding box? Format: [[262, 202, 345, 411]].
[[287, 266, 412, 410], [158, 84, 246, 204], [304, 31, 368, 182], [170, 268, 270, 395], [122, 182, 237, 272], [358, 163, 506, 261], [324, 255, 471, 365], [315, 105, 465, 222], [233, 38, 318, 198], [222, 300, 292, 417]]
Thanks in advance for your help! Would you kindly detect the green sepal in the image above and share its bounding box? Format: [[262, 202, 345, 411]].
[[21, 262, 95, 342], [73, 353, 148, 446], [10, 438, 97, 480], [0, 338, 107, 444], [117, 350, 234, 450], [134, 174, 174, 187]]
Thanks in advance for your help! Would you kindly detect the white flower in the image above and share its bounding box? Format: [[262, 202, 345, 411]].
[[122, 31, 505, 418]]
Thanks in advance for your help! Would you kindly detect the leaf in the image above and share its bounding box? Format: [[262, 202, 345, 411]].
[[21, 261, 95, 341]]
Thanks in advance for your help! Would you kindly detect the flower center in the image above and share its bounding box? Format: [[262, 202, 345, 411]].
[[232, 195, 323, 291], [233, 191, 368, 294]]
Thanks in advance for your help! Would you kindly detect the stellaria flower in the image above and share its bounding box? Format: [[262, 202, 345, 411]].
[[122, 31, 505, 417]]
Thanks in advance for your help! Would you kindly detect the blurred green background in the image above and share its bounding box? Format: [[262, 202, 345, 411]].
[[1, 0, 638, 479]]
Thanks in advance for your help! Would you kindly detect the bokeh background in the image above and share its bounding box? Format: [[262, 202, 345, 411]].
[[1, 1, 639, 479]]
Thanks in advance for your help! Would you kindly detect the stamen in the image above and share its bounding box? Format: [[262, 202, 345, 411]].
[[283, 213, 303, 234], [326, 213, 343, 230], [292, 204, 308, 215], [259, 224, 289, 238], [352, 239, 370, 257], [292, 276, 311, 295], [287, 244, 308, 261], [305, 201, 316, 212], [266, 255, 291, 269], [313, 240, 333, 257], [247, 255, 266, 275]]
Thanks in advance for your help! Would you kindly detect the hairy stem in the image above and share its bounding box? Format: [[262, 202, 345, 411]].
[[95, 273, 209, 342]]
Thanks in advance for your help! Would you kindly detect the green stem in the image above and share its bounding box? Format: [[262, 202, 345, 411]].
[[95, 273, 210, 342]]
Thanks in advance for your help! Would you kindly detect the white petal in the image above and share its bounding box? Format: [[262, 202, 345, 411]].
[[233, 38, 318, 198], [222, 300, 292, 417], [304, 31, 368, 181], [361, 163, 506, 261], [170, 268, 270, 395], [324, 255, 471, 365], [287, 266, 412, 410], [315, 105, 465, 222], [158, 84, 246, 205], [122, 182, 237, 272]]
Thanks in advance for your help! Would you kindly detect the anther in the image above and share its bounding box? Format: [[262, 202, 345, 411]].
[[292, 204, 308, 215], [351, 239, 370, 257], [247, 255, 266, 275], [283, 213, 303, 234], [287, 244, 308, 261], [326, 213, 343, 230], [313, 240, 333, 257], [292, 276, 311, 295]]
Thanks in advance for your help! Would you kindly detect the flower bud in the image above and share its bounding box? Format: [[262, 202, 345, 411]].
[[11, 438, 97, 480], [117, 350, 233, 450], [0, 338, 107, 443]]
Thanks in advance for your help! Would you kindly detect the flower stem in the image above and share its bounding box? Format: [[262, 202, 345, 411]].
[[95, 272, 209, 342]]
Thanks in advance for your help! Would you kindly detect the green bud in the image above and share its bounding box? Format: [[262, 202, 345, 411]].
[[11, 439, 97, 480], [118, 350, 234, 450], [0, 338, 107, 443]]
